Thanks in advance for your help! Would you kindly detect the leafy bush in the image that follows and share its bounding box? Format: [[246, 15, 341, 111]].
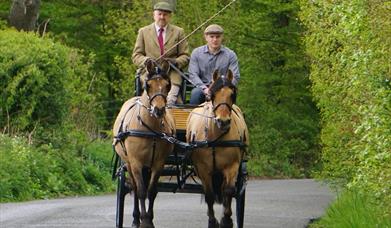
[[0, 134, 114, 202], [0, 29, 112, 202], [0, 29, 102, 136], [0, 30, 69, 132], [300, 0, 391, 211]]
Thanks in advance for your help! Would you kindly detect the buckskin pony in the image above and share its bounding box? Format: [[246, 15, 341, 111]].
[[113, 59, 175, 228], [186, 70, 249, 228]]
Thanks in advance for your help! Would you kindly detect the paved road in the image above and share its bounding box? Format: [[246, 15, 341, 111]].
[[0, 179, 334, 228]]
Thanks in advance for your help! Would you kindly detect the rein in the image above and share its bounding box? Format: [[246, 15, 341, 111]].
[[212, 102, 232, 112]]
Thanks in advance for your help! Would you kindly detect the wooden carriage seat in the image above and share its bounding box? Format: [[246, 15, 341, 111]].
[[168, 106, 195, 131]]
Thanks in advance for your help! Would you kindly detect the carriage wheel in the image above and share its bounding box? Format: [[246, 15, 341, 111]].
[[116, 167, 127, 228], [236, 188, 246, 228], [236, 161, 247, 228]]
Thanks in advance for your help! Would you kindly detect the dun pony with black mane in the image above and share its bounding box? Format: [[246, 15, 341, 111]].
[[186, 70, 249, 228], [113, 59, 175, 228]]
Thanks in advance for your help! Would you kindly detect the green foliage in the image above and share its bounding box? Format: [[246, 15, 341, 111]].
[[0, 28, 111, 202], [0, 29, 102, 135], [310, 188, 391, 228], [0, 1, 8, 26], [0, 19, 6, 29], [0, 134, 114, 202], [230, 1, 320, 177], [0, 30, 69, 132], [300, 0, 391, 211]]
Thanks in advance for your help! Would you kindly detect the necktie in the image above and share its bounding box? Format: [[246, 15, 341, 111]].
[[158, 28, 164, 55]]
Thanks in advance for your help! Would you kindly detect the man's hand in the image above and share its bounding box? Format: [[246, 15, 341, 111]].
[[143, 57, 153, 67], [202, 87, 209, 95], [164, 58, 177, 66], [202, 87, 211, 101]]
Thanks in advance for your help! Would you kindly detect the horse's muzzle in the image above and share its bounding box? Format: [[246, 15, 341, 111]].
[[216, 118, 231, 131], [151, 106, 166, 118]]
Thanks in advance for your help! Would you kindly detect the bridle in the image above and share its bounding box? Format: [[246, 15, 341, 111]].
[[209, 76, 237, 114], [144, 65, 170, 109]]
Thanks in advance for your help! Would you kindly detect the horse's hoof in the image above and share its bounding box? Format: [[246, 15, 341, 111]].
[[131, 221, 140, 228], [220, 217, 233, 228], [208, 218, 219, 228], [140, 221, 154, 228]]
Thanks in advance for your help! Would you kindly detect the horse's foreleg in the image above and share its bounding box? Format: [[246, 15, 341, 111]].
[[205, 191, 219, 228], [130, 166, 150, 228], [126, 164, 140, 228], [146, 170, 160, 226], [139, 166, 154, 228], [196, 162, 219, 228], [132, 192, 140, 228], [220, 166, 239, 228], [220, 186, 235, 228]]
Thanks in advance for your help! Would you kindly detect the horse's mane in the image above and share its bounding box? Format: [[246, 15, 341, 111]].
[[209, 75, 237, 103]]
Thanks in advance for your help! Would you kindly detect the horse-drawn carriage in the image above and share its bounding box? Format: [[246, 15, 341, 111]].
[[112, 60, 248, 228]]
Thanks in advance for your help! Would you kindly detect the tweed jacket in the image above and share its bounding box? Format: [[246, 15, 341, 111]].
[[132, 23, 190, 70]]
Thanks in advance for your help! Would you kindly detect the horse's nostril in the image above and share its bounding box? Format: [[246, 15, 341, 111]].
[[222, 119, 231, 126], [156, 107, 165, 116], [217, 118, 231, 130]]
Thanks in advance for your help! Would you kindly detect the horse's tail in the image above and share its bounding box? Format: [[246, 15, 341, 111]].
[[212, 170, 224, 204]]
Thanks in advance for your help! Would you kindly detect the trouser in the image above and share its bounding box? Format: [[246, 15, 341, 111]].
[[140, 69, 183, 104], [189, 87, 206, 105]]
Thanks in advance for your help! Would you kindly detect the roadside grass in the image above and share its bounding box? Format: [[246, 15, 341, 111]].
[[310, 188, 391, 228]]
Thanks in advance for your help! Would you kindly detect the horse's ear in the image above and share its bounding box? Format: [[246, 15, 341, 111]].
[[212, 69, 220, 82], [227, 69, 234, 82], [145, 58, 155, 78], [160, 59, 170, 78]]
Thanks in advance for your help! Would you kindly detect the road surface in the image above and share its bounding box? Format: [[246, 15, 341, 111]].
[[0, 179, 334, 228]]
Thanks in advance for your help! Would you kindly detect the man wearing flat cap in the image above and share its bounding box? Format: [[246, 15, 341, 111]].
[[188, 24, 240, 104], [132, 1, 190, 105]]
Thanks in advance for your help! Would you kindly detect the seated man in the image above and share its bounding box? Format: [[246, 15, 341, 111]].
[[188, 24, 240, 104], [132, 1, 189, 105]]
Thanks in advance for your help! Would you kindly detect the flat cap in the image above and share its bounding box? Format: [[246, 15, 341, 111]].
[[204, 24, 224, 34], [153, 2, 173, 12]]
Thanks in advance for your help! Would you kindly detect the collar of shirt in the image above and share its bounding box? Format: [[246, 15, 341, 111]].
[[203, 45, 225, 55], [155, 23, 168, 42]]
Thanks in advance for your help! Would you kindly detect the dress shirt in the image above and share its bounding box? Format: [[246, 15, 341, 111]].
[[154, 24, 167, 43], [188, 45, 240, 88]]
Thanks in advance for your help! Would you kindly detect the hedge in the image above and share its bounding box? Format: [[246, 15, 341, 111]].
[[300, 0, 391, 212]]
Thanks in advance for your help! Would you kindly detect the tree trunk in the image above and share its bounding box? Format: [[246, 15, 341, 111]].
[[9, 0, 41, 31]]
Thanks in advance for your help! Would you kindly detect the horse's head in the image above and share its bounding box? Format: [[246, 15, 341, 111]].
[[144, 59, 171, 118], [209, 69, 237, 131]]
